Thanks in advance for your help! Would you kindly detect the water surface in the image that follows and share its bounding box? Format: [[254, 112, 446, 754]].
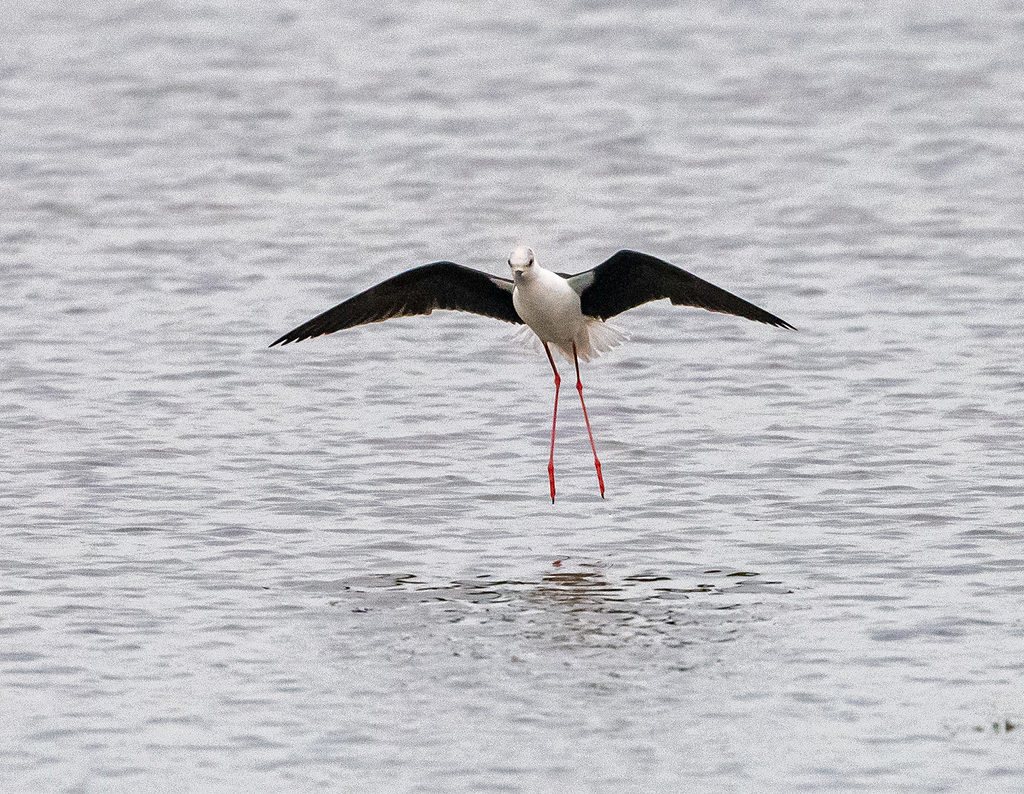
[[2, 1, 1023, 791]]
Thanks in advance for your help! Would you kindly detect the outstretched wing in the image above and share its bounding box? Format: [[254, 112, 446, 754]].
[[570, 250, 795, 329], [270, 262, 522, 346]]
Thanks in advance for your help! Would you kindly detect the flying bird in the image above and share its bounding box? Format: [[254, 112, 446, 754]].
[[271, 247, 795, 502]]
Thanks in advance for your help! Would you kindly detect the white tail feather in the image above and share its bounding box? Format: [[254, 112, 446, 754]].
[[570, 319, 630, 362], [510, 319, 629, 363]]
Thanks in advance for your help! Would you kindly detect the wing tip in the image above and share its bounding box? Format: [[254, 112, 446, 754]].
[[269, 332, 313, 347], [750, 312, 796, 330]]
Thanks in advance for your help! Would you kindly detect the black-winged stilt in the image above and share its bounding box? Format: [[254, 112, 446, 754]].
[[271, 247, 795, 502]]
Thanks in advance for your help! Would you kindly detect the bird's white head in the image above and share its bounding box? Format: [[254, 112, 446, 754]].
[[508, 246, 536, 279]]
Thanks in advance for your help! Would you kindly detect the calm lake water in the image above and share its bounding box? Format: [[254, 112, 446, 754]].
[[2, 1, 1023, 791]]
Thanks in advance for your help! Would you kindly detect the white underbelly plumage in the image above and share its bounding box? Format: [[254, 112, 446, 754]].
[[512, 270, 586, 347], [511, 267, 627, 362]]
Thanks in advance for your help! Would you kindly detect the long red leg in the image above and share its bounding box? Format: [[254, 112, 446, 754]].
[[573, 342, 605, 498], [543, 342, 560, 504]]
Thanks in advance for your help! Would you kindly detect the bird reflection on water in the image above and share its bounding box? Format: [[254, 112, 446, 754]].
[[334, 563, 790, 652]]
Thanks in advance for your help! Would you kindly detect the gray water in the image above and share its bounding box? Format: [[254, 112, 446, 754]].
[[3, 1, 1023, 791]]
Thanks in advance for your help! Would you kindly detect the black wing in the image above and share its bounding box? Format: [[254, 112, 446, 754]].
[[573, 250, 795, 329], [270, 262, 522, 346]]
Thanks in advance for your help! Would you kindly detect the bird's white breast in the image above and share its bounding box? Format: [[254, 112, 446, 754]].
[[512, 267, 586, 345]]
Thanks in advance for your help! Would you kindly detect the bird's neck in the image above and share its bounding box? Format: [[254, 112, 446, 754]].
[[514, 265, 553, 288]]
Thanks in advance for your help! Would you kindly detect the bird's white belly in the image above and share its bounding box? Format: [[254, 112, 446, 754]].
[[513, 273, 585, 345]]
